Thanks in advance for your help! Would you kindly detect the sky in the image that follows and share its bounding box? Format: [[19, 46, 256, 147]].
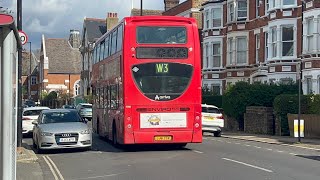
[[2, 0, 186, 50]]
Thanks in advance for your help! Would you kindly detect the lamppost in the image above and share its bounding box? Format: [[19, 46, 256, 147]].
[[140, 0, 143, 16], [27, 41, 32, 99]]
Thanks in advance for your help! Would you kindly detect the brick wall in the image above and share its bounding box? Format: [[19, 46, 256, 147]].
[[224, 115, 239, 132], [244, 106, 275, 135]]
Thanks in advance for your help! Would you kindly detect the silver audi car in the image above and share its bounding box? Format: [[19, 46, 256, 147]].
[[32, 109, 92, 153]]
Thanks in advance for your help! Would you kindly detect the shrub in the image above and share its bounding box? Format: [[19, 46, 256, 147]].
[[202, 95, 223, 107], [222, 81, 298, 130]]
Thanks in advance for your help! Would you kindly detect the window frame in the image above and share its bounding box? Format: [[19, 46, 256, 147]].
[[236, 37, 247, 64], [205, 43, 209, 68], [31, 76, 37, 85], [281, 25, 294, 57], [271, 27, 277, 58], [212, 42, 221, 68], [227, 38, 234, 65], [255, 34, 260, 64], [306, 18, 314, 52], [211, 8, 222, 28]]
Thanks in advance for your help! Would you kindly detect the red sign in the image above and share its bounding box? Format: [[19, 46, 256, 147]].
[[0, 14, 14, 26], [18, 30, 28, 45]]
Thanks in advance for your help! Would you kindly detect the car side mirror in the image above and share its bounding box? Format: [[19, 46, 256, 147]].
[[32, 121, 38, 126]]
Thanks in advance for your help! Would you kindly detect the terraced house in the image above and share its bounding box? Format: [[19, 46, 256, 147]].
[[201, 0, 320, 95]]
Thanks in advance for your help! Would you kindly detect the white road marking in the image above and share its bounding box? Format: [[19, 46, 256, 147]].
[[254, 146, 262, 149], [289, 153, 297, 156], [267, 148, 273, 151], [72, 172, 126, 180], [43, 156, 59, 180], [46, 156, 65, 180], [222, 158, 273, 173], [193, 150, 204, 154], [226, 141, 232, 144], [203, 137, 208, 140], [235, 143, 240, 145], [277, 150, 284, 153], [245, 144, 251, 147]]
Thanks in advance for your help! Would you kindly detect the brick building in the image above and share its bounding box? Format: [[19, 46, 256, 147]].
[[201, 0, 320, 95], [80, 13, 120, 98], [39, 30, 82, 100], [22, 50, 39, 101]]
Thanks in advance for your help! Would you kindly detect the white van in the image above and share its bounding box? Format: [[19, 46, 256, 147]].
[[201, 104, 224, 137]]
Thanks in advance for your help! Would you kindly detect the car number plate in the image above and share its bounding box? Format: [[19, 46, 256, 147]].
[[154, 136, 172, 141], [59, 137, 76, 142]]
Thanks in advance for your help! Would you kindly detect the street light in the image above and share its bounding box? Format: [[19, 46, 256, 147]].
[[27, 41, 32, 99]]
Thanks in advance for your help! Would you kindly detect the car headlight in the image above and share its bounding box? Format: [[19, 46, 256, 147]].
[[80, 129, 91, 134], [41, 132, 53, 136]]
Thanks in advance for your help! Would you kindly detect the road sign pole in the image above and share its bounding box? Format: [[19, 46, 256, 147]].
[[17, 0, 23, 148]]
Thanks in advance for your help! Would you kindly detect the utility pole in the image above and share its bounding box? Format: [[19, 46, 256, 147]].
[[27, 42, 32, 99], [140, 0, 143, 16], [17, 0, 23, 147], [298, 0, 306, 143]]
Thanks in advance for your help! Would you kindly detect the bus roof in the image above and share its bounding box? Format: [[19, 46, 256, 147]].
[[94, 16, 197, 44]]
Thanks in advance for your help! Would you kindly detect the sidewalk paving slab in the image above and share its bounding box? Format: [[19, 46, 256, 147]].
[[222, 132, 320, 151], [16, 141, 44, 180]]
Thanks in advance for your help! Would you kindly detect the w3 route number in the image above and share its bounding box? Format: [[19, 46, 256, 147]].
[[156, 63, 169, 74]]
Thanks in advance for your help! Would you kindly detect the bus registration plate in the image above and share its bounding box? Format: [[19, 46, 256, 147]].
[[154, 136, 172, 141]]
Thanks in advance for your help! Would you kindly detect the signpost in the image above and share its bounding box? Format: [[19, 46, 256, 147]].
[[18, 30, 27, 45]]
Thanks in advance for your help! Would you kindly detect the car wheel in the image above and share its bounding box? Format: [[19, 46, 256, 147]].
[[214, 131, 221, 137]]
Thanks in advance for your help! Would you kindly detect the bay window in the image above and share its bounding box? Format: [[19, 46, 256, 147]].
[[228, 0, 247, 22], [256, 34, 260, 63], [236, 37, 247, 64], [283, 0, 295, 6], [212, 8, 222, 28], [205, 43, 209, 68], [256, 0, 260, 17], [205, 10, 209, 29], [265, 32, 268, 61], [282, 26, 294, 56], [306, 18, 314, 52], [212, 43, 221, 67], [271, 27, 277, 58], [227, 38, 234, 65]]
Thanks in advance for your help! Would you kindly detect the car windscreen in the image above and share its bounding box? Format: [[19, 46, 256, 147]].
[[137, 26, 186, 44], [81, 105, 92, 109], [202, 107, 221, 113], [132, 63, 193, 101], [42, 111, 82, 124], [23, 110, 44, 116]]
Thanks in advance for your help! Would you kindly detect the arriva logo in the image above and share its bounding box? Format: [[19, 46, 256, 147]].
[[154, 95, 171, 100]]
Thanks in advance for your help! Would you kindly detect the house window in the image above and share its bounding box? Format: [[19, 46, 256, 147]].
[[306, 77, 313, 94], [282, 26, 294, 56], [306, 18, 314, 52], [236, 37, 247, 64], [265, 32, 269, 60], [205, 43, 209, 68], [269, 0, 275, 9], [228, 0, 247, 22], [212, 43, 221, 67], [256, 34, 260, 63], [212, 8, 221, 28], [74, 80, 81, 96], [283, 0, 295, 6], [237, 0, 247, 21], [211, 84, 221, 95], [256, 0, 260, 17], [205, 10, 210, 29], [227, 38, 234, 65], [228, 2, 235, 22], [271, 27, 277, 58], [266, 0, 270, 12], [31, 76, 37, 85]]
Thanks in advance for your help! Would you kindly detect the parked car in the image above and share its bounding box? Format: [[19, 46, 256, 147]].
[[32, 109, 92, 153], [62, 104, 75, 109], [22, 106, 50, 134], [76, 103, 92, 121], [201, 104, 224, 137], [24, 100, 35, 107]]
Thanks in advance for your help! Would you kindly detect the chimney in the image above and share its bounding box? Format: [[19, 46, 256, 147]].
[[69, 29, 80, 48], [106, 12, 119, 31], [164, 0, 179, 11]]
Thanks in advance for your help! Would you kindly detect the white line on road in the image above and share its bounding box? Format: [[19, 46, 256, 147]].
[[235, 143, 240, 145], [46, 156, 65, 180], [267, 148, 273, 151], [289, 153, 297, 156], [254, 146, 261, 149], [43, 156, 59, 180], [192, 150, 204, 154], [277, 150, 284, 153], [222, 158, 273, 173], [245, 144, 251, 147], [72, 172, 126, 180]]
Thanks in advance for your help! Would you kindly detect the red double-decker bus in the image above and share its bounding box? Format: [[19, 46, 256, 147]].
[[91, 16, 202, 146]]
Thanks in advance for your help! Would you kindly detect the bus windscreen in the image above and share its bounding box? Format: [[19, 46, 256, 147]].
[[137, 26, 187, 44]]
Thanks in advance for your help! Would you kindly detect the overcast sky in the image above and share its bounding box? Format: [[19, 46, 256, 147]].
[[3, 0, 186, 50]]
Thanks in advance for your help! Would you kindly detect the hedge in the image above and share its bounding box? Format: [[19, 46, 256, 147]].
[[222, 82, 298, 130], [274, 94, 320, 135], [202, 95, 223, 108]]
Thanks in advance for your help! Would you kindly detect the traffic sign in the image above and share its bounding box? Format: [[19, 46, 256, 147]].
[[18, 30, 28, 45]]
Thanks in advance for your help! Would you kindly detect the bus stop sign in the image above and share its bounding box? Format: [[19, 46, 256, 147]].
[[18, 30, 28, 45]]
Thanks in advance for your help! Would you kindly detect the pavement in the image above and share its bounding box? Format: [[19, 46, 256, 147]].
[[16, 132, 320, 180], [222, 132, 320, 151]]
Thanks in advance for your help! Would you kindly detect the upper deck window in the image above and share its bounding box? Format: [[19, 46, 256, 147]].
[[137, 26, 187, 44]]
